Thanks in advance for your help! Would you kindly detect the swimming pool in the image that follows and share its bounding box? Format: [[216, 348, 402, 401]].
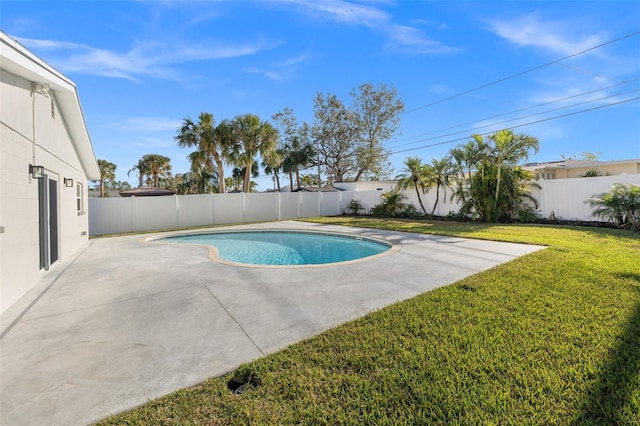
[[156, 230, 392, 266]]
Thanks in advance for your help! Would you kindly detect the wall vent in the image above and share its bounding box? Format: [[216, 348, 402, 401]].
[[51, 99, 56, 119]]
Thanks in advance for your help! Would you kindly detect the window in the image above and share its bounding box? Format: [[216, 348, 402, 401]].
[[76, 182, 84, 214]]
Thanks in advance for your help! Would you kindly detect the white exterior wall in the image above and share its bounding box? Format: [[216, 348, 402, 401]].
[[1, 69, 91, 314]]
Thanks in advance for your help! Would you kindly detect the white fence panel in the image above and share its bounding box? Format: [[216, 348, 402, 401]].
[[245, 193, 279, 223], [299, 192, 320, 217], [177, 194, 214, 228], [89, 197, 135, 235], [338, 191, 356, 214], [133, 196, 177, 232], [355, 190, 382, 213], [213, 193, 244, 224], [534, 174, 640, 221], [320, 192, 341, 216], [87, 176, 640, 236], [279, 193, 300, 220]]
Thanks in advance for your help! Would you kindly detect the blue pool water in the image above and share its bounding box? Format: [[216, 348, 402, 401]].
[[161, 231, 390, 265]]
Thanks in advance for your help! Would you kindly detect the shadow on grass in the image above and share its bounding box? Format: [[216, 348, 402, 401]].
[[574, 287, 640, 425]]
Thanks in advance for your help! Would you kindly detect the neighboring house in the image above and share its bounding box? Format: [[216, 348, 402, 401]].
[[523, 158, 640, 180], [119, 187, 175, 197], [332, 180, 397, 192], [1, 31, 99, 315]]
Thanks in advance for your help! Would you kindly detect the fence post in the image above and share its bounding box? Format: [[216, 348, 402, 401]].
[[277, 192, 281, 221], [242, 193, 246, 223], [132, 196, 138, 232], [174, 194, 179, 229]]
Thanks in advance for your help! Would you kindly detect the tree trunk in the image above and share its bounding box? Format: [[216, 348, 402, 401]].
[[274, 170, 281, 192], [431, 185, 440, 216], [243, 162, 252, 193], [214, 153, 225, 194], [494, 164, 502, 213], [415, 185, 427, 215]]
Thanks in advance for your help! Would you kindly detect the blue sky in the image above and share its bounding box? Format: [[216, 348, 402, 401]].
[[3, 1, 639, 191]]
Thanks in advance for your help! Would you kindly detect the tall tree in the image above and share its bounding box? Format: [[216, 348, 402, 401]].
[[312, 82, 403, 183], [143, 154, 172, 187], [311, 92, 360, 183], [272, 109, 316, 190], [351, 82, 404, 181], [96, 159, 116, 197], [128, 154, 172, 188], [176, 113, 231, 194], [128, 158, 146, 187], [230, 113, 280, 193], [396, 156, 431, 215]]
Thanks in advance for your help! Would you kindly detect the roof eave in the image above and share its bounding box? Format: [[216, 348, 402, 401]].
[[1, 31, 99, 180]]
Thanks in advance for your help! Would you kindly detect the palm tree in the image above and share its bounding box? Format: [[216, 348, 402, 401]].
[[231, 113, 280, 193], [96, 159, 116, 197], [262, 157, 283, 192], [176, 113, 231, 194], [128, 158, 146, 188], [587, 184, 640, 229], [396, 156, 431, 215], [143, 154, 172, 187], [372, 190, 411, 216], [428, 156, 453, 216], [488, 129, 539, 214]]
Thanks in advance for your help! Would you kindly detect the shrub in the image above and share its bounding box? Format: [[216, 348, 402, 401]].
[[345, 199, 365, 215], [586, 183, 640, 230], [517, 205, 540, 223], [371, 190, 418, 218]]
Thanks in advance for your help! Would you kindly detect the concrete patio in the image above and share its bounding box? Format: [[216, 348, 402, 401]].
[[0, 221, 545, 425]]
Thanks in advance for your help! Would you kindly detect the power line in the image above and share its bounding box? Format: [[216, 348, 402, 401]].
[[391, 96, 640, 155], [387, 78, 640, 146], [387, 87, 640, 151], [401, 31, 640, 115]]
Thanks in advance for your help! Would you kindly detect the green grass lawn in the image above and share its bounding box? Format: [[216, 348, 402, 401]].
[[99, 218, 640, 425]]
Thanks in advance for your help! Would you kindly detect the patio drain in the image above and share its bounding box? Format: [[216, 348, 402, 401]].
[[227, 370, 261, 395]]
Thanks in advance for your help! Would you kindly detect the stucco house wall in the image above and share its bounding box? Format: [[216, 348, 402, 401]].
[[1, 32, 99, 315], [524, 159, 640, 179]]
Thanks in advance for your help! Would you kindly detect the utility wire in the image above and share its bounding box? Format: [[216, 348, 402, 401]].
[[401, 31, 640, 115], [387, 77, 640, 146], [388, 87, 640, 150], [391, 96, 640, 155]]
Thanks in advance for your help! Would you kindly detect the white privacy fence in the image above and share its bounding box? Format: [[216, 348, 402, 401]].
[[88, 174, 640, 236], [89, 190, 384, 236], [528, 174, 640, 221]]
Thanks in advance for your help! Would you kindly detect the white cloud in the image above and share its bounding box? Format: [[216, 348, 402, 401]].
[[16, 35, 279, 81], [244, 67, 283, 81], [279, 0, 456, 54], [108, 117, 182, 132], [485, 13, 604, 56], [285, 0, 388, 27], [243, 51, 312, 81], [386, 25, 457, 54], [428, 84, 450, 94]]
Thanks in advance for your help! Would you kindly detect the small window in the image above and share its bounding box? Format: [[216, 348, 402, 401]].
[[76, 183, 84, 214]]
